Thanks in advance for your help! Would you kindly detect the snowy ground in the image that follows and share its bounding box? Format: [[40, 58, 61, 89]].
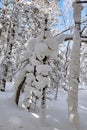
[[0, 82, 87, 130]]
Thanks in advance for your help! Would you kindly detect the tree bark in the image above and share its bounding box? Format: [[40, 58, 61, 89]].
[[15, 77, 26, 105], [68, 1, 82, 129]]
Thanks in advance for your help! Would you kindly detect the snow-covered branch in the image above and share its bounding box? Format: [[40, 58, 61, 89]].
[[55, 33, 87, 43]]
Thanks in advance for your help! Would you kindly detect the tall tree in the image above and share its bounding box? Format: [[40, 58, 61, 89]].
[[68, 0, 82, 129]]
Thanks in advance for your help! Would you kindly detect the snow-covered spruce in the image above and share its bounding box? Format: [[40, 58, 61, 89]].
[[14, 15, 60, 125]]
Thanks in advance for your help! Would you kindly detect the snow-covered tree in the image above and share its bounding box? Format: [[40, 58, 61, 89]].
[[14, 15, 59, 124], [0, 0, 14, 91], [0, 0, 61, 92]]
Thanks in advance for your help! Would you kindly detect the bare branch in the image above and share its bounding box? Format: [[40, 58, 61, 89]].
[[63, 34, 87, 42]]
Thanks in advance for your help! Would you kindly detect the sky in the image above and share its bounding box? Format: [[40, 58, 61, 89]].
[[0, 0, 3, 8], [58, 0, 74, 31]]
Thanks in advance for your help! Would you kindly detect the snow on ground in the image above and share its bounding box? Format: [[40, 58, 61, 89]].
[[0, 82, 87, 130]]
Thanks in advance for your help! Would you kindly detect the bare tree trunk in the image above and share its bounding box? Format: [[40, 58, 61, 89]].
[[15, 77, 26, 105], [68, 1, 82, 129]]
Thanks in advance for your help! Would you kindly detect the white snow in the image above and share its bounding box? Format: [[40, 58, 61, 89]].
[[25, 64, 34, 73], [55, 34, 66, 45], [34, 43, 50, 60], [0, 83, 87, 130], [0, 23, 3, 29], [33, 75, 49, 89], [45, 37, 58, 52], [25, 73, 35, 85], [36, 64, 52, 75]]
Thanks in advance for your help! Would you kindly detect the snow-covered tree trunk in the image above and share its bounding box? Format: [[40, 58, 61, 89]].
[[0, 23, 14, 91], [68, 1, 82, 129], [0, 0, 8, 91]]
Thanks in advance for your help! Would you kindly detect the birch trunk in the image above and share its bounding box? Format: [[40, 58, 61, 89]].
[[68, 1, 82, 129]]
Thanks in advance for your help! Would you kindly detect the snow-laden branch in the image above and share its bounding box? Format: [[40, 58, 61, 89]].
[[55, 33, 87, 43], [81, 38, 87, 43], [54, 27, 74, 38], [81, 35, 87, 39]]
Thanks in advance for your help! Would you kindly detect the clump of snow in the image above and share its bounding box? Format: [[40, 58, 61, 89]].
[[33, 75, 49, 89], [25, 73, 35, 85], [55, 34, 66, 45], [25, 64, 33, 73], [36, 64, 52, 75], [45, 37, 58, 52], [28, 38, 36, 55], [0, 23, 3, 29], [34, 43, 50, 61], [30, 53, 41, 65]]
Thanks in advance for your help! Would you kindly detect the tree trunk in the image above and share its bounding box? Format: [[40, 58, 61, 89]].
[[15, 77, 26, 105], [68, 1, 82, 129], [0, 0, 8, 91], [0, 65, 8, 91], [0, 27, 13, 91], [41, 86, 47, 125]]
